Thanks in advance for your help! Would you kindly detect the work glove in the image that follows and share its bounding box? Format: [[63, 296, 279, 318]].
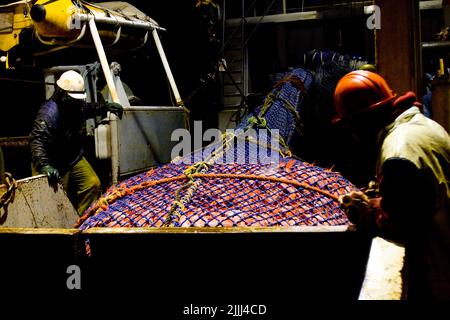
[[339, 191, 374, 225], [40, 165, 61, 192], [103, 102, 124, 120], [339, 190, 387, 237]]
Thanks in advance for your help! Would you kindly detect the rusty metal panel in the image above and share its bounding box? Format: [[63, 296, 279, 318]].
[[0, 175, 79, 228]]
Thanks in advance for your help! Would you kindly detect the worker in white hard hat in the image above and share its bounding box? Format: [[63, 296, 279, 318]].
[[30, 70, 123, 215]]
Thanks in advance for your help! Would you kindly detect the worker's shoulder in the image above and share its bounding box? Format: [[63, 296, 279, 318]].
[[387, 112, 450, 146], [381, 112, 450, 161], [36, 99, 59, 122]]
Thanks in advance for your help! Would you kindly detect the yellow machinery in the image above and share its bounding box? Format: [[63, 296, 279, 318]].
[[0, 1, 33, 55], [0, 0, 163, 67]]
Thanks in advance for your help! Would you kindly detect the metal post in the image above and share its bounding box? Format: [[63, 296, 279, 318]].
[[88, 17, 120, 184], [152, 29, 183, 106]]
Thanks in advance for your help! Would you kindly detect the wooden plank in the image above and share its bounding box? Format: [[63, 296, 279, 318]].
[[0, 227, 79, 235], [374, 0, 422, 96], [430, 79, 450, 132], [80, 225, 351, 235], [359, 237, 405, 300]]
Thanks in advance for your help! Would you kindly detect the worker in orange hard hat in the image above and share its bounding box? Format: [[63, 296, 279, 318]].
[[333, 70, 450, 300], [333, 70, 397, 123]]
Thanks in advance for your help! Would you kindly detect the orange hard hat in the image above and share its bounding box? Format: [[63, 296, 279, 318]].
[[332, 70, 397, 123]]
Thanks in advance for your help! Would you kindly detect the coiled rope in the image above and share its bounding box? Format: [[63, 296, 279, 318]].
[[0, 173, 17, 210]]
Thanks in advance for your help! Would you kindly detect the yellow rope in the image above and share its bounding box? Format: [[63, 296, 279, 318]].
[[184, 162, 209, 180], [247, 116, 267, 128]]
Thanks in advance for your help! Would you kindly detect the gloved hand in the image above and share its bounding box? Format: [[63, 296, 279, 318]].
[[339, 191, 374, 225], [103, 102, 124, 120], [41, 165, 61, 192]]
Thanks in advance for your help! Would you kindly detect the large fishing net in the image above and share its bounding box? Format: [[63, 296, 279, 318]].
[[77, 52, 363, 230]]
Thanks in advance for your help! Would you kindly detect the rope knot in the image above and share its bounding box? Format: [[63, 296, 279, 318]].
[[184, 162, 209, 180], [172, 200, 186, 212], [247, 116, 267, 129], [97, 198, 109, 211]]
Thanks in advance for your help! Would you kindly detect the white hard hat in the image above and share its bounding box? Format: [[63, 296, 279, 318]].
[[56, 70, 86, 100]]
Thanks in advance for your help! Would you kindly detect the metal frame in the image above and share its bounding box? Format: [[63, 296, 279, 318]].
[[0, 225, 351, 235], [75, 12, 165, 32], [34, 21, 88, 46], [226, 0, 441, 26], [82, 15, 184, 184], [35, 12, 185, 184], [117, 105, 187, 176], [33, 9, 184, 184]]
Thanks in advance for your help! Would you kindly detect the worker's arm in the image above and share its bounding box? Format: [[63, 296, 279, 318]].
[[83, 102, 123, 120], [30, 118, 52, 171], [378, 158, 436, 239], [30, 117, 60, 190], [102, 102, 123, 119], [340, 158, 436, 240]]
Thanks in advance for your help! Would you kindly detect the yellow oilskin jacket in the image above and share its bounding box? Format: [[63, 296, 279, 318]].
[[377, 106, 450, 300], [379, 106, 450, 200]]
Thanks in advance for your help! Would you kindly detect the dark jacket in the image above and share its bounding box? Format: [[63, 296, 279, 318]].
[[30, 98, 85, 174]]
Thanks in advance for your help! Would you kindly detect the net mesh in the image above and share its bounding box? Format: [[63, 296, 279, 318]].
[[76, 65, 356, 230], [77, 159, 352, 229], [237, 68, 313, 144]]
